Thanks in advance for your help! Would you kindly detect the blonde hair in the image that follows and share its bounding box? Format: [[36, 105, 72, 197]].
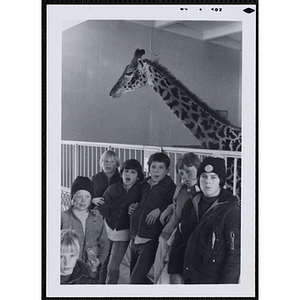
[[99, 150, 120, 169], [60, 229, 80, 254]]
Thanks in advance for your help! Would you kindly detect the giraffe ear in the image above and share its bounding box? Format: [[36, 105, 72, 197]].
[[137, 58, 144, 68]]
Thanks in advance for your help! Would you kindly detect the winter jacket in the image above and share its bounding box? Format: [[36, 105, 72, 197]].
[[60, 259, 98, 284], [61, 207, 109, 265], [169, 189, 240, 284], [91, 170, 121, 198], [130, 175, 176, 240], [100, 181, 141, 231]]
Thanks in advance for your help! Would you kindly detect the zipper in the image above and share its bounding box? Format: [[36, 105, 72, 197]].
[[230, 231, 235, 250], [212, 229, 216, 250]]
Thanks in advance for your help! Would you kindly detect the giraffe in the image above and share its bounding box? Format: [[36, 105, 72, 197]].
[[109, 49, 241, 198]]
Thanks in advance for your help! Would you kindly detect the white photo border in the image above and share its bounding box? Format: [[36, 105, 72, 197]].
[[45, 3, 257, 298]]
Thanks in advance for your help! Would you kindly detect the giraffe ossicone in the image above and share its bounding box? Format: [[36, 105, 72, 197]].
[[109, 49, 242, 198]]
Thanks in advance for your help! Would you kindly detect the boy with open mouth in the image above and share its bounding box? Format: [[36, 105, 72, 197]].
[[94, 159, 144, 284]]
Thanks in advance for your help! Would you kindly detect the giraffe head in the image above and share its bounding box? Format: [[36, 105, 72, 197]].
[[109, 49, 148, 98]]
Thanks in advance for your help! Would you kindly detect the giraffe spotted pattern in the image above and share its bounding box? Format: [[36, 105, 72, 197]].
[[109, 49, 242, 198]]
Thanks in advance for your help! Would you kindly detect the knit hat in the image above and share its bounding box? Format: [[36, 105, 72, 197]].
[[197, 157, 227, 183], [121, 159, 144, 181], [71, 176, 94, 199]]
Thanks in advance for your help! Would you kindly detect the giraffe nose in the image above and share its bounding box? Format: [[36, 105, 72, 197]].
[[109, 89, 115, 97], [109, 88, 120, 98]]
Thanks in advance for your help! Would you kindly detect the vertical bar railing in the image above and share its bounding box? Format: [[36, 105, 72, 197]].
[[61, 141, 241, 195], [233, 157, 238, 196]]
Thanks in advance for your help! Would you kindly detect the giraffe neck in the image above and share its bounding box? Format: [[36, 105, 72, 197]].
[[144, 60, 241, 151]]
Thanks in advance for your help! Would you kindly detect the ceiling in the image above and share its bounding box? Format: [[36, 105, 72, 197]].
[[62, 20, 242, 50], [128, 20, 242, 50]]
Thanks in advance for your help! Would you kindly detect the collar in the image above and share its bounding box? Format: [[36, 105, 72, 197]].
[[69, 206, 99, 218], [186, 184, 200, 193], [191, 188, 231, 221], [142, 175, 173, 188]]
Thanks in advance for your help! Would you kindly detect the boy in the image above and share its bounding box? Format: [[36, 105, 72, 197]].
[[129, 152, 176, 284], [91, 150, 121, 209], [60, 229, 98, 284], [153, 152, 201, 284], [61, 176, 110, 282], [168, 157, 241, 284], [96, 159, 144, 284]]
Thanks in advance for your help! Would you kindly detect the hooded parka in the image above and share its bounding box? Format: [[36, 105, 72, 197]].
[[169, 189, 240, 284]]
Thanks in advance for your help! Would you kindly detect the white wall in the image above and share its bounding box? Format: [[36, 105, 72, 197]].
[[62, 20, 241, 147]]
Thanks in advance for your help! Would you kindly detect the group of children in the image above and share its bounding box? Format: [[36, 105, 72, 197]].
[[61, 150, 241, 285]]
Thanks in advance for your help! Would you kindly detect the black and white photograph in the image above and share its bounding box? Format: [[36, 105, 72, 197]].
[[46, 3, 257, 298]]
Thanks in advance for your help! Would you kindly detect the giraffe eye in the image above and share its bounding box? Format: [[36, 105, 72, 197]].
[[125, 71, 133, 76]]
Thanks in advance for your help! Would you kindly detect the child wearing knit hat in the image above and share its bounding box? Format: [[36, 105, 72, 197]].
[[168, 156, 241, 284], [61, 176, 110, 282]]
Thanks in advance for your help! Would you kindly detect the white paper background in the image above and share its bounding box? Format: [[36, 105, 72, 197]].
[[2, 1, 300, 300], [47, 4, 255, 297]]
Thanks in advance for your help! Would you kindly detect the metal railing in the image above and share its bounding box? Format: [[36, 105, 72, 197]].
[[61, 140, 241, 198], [61, 141, 149, 189]]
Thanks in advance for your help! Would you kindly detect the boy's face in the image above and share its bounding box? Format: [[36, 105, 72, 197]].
[[60, 252, 79, 275], [122, 169, 139, 189], [149, 161, 169, 183], [179, 165, 198, 188], [72, 190, 92, 212], [199, 172, 221, 197], [101, 156, 118, 175]]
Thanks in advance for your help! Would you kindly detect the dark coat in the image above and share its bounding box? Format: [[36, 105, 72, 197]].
[[61, 260, 98, 284], [130, 175, 176, 240], [91, 170, 121, 198], [169, 189, 240, 284], [100, 181, 141, 231]]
